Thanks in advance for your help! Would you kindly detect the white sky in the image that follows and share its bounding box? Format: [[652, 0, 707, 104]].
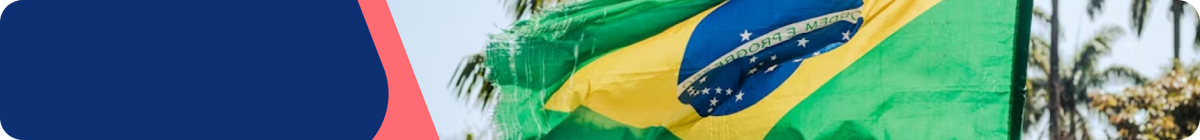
[[392, 0, 1199, 139]]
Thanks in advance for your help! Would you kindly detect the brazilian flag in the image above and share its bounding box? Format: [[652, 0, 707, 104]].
[[484, 0, 1027, 139]]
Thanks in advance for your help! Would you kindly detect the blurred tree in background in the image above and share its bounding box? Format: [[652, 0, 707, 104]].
[[1028, 0, 1200, 139], [1028, 24, 1144, 140], [1079, 0, 1200, 140], [1090, 63, 1200, 140]]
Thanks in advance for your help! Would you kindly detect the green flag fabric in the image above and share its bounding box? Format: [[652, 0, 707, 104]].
[[484, 0, 1027, 139]]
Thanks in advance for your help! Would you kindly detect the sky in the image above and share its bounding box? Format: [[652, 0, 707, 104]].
[[389, 0, 1197, 139], [388, 0, 511, 139]]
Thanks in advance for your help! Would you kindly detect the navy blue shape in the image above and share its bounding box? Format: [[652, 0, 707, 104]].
[[0, 1, 387, 140]]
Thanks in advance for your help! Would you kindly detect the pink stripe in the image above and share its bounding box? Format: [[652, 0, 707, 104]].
[[358, 0, 440, 139]]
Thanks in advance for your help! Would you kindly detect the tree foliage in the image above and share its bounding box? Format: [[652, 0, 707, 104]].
[[449, 53, 496, 109], [1090, 64, 1200, 140], [1028, 24, 1137, 140], [1029, 1, 1200, 139]]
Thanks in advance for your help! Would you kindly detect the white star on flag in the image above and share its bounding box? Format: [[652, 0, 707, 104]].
[[710, 98, 719, 106], [748, 68, 758, 75], [797, 38, 809, 47], [725, 88, 733, 95], [841, 31, 850, 40], [749, 56, 758, 63], [736, 92, 745, 101], [793, 58, 803, 62], [699, 76, 707, 83], [766, 64, 778, 73], [702, 88, 711, 94], [708, 108, 713, 113], [715, 87, 724, 94], [814, 51, 821, 56], [770, 55, 777, 61], [740, 30, 752, 41]]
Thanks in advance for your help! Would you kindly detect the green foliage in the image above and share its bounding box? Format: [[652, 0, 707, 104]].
[[1093, 4, 1200, 139], [1089, 63, 1200, 140], [1028, 25, 1137, 140], [1028, 1, 1200, 139]]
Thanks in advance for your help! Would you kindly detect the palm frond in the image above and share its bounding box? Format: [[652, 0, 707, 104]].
[[449, 52, 497, 109], [1085, 66, 1150, 87], [1072, 25, 1124, 76], [1131, 0, 1152, 37], [452, 54, 482, 97], [1192, 3, 1199, 47], [1195, 17, 1199, 46], [1087, 0, 1105, 20]]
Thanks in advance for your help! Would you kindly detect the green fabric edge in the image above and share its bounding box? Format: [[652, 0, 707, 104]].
[[1011, 0, 1032, 139]]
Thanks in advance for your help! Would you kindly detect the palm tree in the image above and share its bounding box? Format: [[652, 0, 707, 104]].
[[1043, 0, 1067, 138], [1172, 0, 1182, 59], [1030, 25, 1146, 140], [1048, 1, 1065, 139], [1031, 1, 1150, 137], [1131, 0, 1153, 37], [1132, 0, 1196, 69]]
